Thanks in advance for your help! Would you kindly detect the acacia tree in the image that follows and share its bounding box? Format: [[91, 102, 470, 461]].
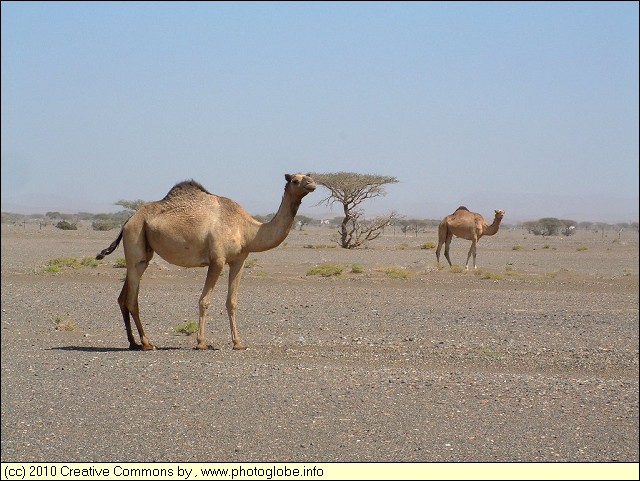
[[311, 171, 399, 249], [115, 199, 146, 212]]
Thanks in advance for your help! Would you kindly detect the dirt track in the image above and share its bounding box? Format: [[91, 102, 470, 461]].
[[1, 223, 638, 463]]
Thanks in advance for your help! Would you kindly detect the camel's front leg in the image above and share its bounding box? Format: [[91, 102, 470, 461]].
[[196, 261, 224, 350], [227, 257, 247, 350]]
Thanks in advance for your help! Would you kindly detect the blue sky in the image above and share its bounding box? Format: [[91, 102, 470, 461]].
[[2, 1, 638, 222]]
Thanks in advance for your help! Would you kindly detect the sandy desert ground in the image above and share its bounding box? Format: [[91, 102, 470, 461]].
[[1, 221, 638, 464]]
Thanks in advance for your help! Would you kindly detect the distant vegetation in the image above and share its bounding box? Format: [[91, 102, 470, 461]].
[[521, 218, 638, 236], [2, 210, 132, 231], [1, 210, 637, 234], [55, 220, 77, 230]]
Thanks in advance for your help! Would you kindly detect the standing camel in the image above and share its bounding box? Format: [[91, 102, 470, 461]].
[[96, 173, 316, 351], [435, 206, 505, 270]]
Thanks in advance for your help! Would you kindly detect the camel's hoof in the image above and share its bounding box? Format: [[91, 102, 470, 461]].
[[195, 343, 209, 350], [232, 343, 247, 351], [129, 343, 143, 351]]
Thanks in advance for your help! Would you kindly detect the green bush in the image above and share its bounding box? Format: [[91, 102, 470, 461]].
[[45, 256, 99, 272], [350, 264, 364, 274], [80, 256, 99, 267], [92, 219, 120, 231], [174, 321, 198, 335], [475, 268, 504, 280], [384, 267, 412, 279], [56, 220, 77, 230], [47, 257, 82, 269], [306, 264, 344, 277]]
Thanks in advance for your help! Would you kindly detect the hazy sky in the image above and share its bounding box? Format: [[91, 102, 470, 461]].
[[2, 1, 638, 222]]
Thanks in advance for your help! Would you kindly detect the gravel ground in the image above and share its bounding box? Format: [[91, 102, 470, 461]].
[[1, 223, 638, 463]]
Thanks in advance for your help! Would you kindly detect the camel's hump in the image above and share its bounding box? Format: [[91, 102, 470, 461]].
[[163, 180, 211, 199], [454, 206, 469, 212]]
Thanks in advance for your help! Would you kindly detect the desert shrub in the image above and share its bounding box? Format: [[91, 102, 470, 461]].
[[398, 243, 409, 250], [512, 244, 522, 251], [475, 348, 505, 359], [47, 257, 82, 269], [174, 321, 198, 335], [45, 256, 98, 271], [376, 265, 412, 279], [475, 269, 504, 281], [56, 220, 77, 230], [306, 264, 344, 277], [53, 316, 76, 331], [114, 257, 127, 268], [421, 242, 436, 250], [383, 267, 412, 279], [504, 270, 523, 279], [80, 256, 99, 267], [576, 246, 588, 251], [449, 264, 465, 273], [244, 258, 258, 268], [350, 264, 364, 274], [92, 219, 120, 231]]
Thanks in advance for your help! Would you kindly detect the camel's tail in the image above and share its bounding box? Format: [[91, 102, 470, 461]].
[[96, 229, 124, 260]]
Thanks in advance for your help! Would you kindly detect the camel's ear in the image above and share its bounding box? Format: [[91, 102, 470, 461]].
[[285, 174, 292, 182]]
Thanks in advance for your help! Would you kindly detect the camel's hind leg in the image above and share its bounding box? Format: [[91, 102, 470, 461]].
[[118, 278, 141, 350], [465, 237, 477, 270], [435, 222, 447, 265], [443, 232, 454, 267], [196, 260, 225, 350], [119, 250, 155, 351], [435, 240, 444, 265]]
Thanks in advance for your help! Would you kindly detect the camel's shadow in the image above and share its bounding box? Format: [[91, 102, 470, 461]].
[[50, 346, 184, 353]]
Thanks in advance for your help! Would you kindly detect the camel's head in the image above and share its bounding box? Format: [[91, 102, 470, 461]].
[[494, 209, 505, 219], [285, 173, 316, 198]]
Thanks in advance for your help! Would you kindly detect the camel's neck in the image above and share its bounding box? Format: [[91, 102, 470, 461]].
[[245, 191, 301, 253], [484, 216, 503, 236]]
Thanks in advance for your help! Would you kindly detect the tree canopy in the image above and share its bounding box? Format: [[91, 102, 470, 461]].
[[311, 171, 399, 248]]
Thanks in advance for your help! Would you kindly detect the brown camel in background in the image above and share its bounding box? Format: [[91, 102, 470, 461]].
[[436, 206, 505, 270], [96, 173, 316, 351]]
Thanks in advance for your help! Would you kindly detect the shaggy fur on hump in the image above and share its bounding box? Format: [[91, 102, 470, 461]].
[[163, 180, 211, 199]]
